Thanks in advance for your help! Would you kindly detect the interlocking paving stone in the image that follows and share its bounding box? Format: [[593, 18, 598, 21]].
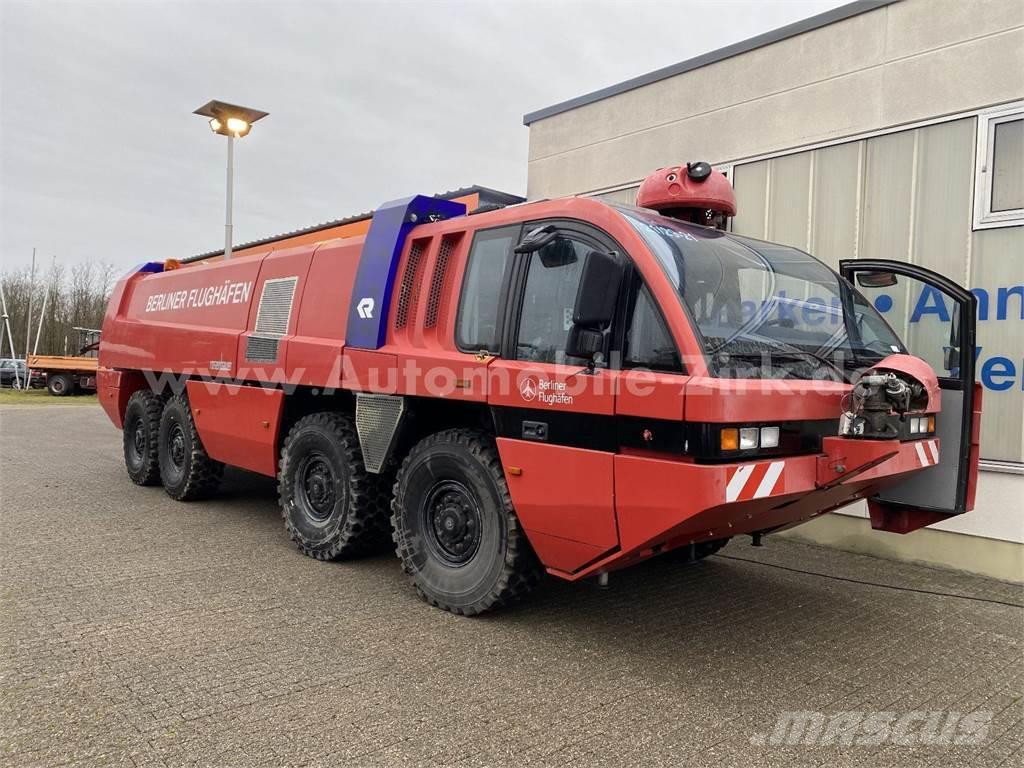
[[1, 405, 1021, 767]]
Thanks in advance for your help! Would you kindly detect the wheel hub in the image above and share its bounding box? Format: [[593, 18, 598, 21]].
[[132, 423, 146, 456], [299, 455, 336, 521], [168, 425, 186, 468], [425, 481, 481, 565]]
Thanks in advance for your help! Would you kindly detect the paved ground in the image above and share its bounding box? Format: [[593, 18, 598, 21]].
[[1, 405, 1022, 768]]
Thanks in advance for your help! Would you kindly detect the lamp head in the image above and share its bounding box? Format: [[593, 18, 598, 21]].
[[194, 100, 267, 138]]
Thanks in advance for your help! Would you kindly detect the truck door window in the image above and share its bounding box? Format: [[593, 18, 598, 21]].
[[515, 237, 589, 365], [625, 285, 682, 373], [852, 273, 961, 376], [456, 226, 517, 353]]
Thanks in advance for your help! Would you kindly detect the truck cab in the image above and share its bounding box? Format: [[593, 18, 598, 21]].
[[98, 177, 981, 615]]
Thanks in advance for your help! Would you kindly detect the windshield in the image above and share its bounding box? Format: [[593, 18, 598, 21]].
[[617, 206, 905, 380]]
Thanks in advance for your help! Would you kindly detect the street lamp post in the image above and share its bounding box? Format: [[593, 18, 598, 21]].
[[193, 100, 268, 260]]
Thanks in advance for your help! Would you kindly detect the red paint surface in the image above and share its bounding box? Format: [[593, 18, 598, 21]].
[[186, 380, 283, 477], [496, 438, 617, 571], [684, 376, 848, 422], [636, 165, 737, 216], [966, 383, 983, 512]]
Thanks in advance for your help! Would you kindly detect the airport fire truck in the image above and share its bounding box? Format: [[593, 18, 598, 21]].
[[98, 164, 981, 615]]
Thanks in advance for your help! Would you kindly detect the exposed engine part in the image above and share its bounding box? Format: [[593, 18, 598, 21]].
[[840, 370, 927, 439]]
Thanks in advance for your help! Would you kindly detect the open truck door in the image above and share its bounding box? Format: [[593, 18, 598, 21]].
[[840, 259, 981, 533]]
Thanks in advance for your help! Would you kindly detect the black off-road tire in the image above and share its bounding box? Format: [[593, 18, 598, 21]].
[[123, 390, 162, 486], [157, 394, 223, 501], [667, 537, 731, 563], [278, 412, 393, 560], [391, 429, 541, 616], [48, 374, 72, 397]]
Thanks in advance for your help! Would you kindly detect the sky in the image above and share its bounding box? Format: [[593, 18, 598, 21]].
[[1, 0, 846, 272]]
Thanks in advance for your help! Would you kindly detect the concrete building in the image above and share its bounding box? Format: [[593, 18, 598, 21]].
[[523, 0, 1023, 581]]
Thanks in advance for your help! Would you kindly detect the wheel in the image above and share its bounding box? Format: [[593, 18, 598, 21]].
[[667, 537, 731, 563], [157, 394, 223, 500], [391, 429, 541, 615], [278, 412, 393, 560], [123, 390, 162, 486], [48, 374, 72, 396]]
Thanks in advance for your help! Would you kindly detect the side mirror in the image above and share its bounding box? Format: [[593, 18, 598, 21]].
[[537, 238, 578, 269], [573, 249, 623, 328], [566, 326, 604, 361], [856, 271, 898, 288], [564, 250, 623, 362]]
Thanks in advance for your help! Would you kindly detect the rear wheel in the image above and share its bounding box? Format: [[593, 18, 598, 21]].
[[158, 394, 223, 500], [123, 390, 162, 486], [391, 429, 541, 615], [48, 374, 72, 396], [278, 412, 392, 560]]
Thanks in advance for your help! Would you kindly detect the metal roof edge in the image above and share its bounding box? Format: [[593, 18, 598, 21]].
[[183, 185, 525, 262], [522, 0, 899, 126]]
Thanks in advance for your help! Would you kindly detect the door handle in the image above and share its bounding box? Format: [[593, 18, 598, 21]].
[[522, 421, 548, 441]]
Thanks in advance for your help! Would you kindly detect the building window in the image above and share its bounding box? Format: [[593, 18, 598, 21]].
[[973, 103, 1024, 230]]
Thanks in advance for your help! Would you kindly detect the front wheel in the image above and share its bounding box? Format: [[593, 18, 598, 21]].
[[391, 429, 541, 615]]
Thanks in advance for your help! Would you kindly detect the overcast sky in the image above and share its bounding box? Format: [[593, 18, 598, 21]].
[[1, 0, 845, 272]]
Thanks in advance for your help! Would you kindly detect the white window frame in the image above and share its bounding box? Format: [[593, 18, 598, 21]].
[[972, 101, 1024, 231]]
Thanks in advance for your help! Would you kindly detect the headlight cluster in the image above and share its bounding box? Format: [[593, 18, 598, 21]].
[[909, 415, 936, 435], [720, 426, 781, 451]]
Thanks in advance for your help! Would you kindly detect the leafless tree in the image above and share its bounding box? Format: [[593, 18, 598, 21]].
[[0, 261, 116, 358]]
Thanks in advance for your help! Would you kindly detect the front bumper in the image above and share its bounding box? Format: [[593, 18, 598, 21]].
[[559, 436, 940, 580]]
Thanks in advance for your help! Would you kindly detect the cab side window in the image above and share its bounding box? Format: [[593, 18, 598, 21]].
[[515, 237, 590, 365], [625, 284, 683, 373], [456, 226, 517, 353]]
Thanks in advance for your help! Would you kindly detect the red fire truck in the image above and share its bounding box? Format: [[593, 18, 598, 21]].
[[98, 164, 981, 615]]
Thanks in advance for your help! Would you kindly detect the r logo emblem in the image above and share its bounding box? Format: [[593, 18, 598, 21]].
[[519, 377, 538, 402], [356, 297, 374, 319]]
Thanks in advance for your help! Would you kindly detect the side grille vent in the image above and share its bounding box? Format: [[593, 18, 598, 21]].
[[355, 394, 405, 473], [394, 241, 425, 329], [254, 277, 298, 336], [425, 236, 457, 329], [245, 335, 279, 363], [247, 276, 298, 363]]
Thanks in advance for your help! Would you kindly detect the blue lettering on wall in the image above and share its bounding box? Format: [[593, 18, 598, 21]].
[[910, 285, 951, 323], [981, 355, 1018, 391], [801, 297, 827, 326], [996, 286, 1024, 321], [727, 284, 1023, 394]]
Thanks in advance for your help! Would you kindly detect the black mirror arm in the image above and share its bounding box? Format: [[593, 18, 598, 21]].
[[514, 224, 558, 254]]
